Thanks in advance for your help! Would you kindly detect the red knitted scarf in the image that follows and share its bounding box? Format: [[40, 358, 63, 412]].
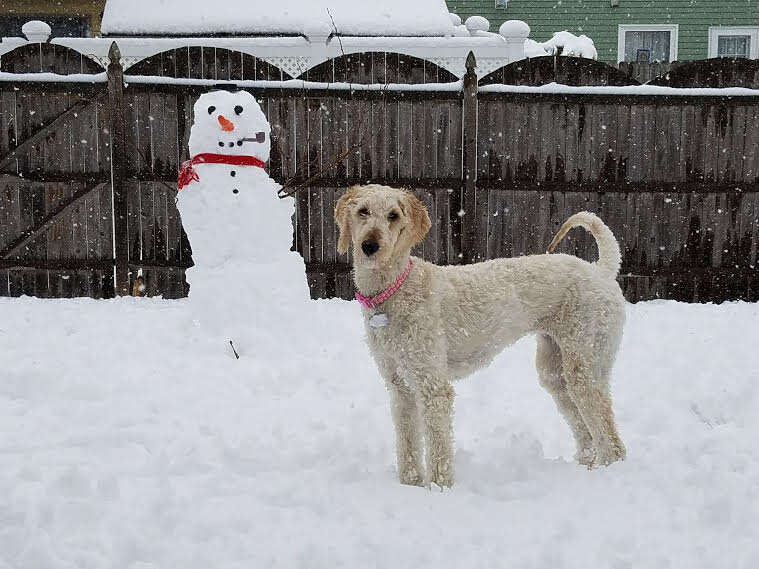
[[178, 153, 266, 189]]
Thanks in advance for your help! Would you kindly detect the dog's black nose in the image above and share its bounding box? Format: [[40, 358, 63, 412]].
[[361, 239, 380, 257]]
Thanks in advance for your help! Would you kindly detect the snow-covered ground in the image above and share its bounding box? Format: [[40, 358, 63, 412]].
[[1, 292, 757, 569]]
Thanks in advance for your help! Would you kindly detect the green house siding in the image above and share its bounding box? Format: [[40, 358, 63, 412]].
[[446, 0, 759, 63]]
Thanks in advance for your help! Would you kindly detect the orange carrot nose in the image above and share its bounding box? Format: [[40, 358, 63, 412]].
[[218, 115, 235, 132]]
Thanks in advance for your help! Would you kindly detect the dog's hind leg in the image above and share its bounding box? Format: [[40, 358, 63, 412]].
[[562, 349, 626, 468], [385, 372, 425, 486], [535, 334, 595, 466]]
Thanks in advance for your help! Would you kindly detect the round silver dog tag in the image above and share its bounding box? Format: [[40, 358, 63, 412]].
[[369, 313, 390, 328]]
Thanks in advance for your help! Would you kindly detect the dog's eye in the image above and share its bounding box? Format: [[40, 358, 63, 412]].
[[388, 212, 399, 221], [358, 208, 369, 217], [207, 105, 216, 114]]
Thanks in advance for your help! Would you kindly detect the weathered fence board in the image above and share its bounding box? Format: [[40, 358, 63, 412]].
[[0, 43, 103, 75], [127, 47, 289, 81], [648, 58, 759, 89], [480, 56, 639, 87], [618, 61, 672, 85], [302, 52, 458, 84]]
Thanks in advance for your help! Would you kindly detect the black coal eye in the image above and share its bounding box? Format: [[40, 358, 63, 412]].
[[234, 105, 243, 115], [207, 105, 216, 114]]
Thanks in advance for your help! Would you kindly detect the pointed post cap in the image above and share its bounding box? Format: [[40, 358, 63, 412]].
[[465, 51, 477, 73], [108, 41, 121, 65]]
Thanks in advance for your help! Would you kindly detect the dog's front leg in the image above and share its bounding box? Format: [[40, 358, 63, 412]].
[[375, 357, 425, 485], [407, 362, 455, 488], [385, 372, 425, 486]]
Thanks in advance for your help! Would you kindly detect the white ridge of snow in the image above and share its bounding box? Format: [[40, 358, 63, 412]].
[[545, 30, 598, 59], [101, 0, 456, 38], [525, 30, 598, 59], [480, 82, 759, 96], [0, 71, 106, 83], [123, 74, 464, 91], [525, 38, 552, 58], [121, 75, 759, 97]]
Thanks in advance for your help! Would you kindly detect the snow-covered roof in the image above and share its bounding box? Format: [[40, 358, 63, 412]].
[[101, 0, 456, 37]]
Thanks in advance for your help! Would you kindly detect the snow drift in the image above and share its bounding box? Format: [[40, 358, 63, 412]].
[[526, 31, 598, 59], [1, 296, 757, 568]]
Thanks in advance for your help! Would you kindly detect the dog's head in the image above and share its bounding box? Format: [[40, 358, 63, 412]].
[[334, 184, 431, 267]]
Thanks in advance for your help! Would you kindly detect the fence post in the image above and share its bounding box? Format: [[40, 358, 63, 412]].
[[107, 41, 130, 296], [461, 51, 479, 264]]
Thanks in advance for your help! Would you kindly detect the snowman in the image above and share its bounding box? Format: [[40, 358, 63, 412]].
[[176, 90, 309, 355]]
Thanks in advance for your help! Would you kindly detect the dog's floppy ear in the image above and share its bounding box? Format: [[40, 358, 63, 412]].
[[335, 185, 360, 254], [401, 190, 431, 247]]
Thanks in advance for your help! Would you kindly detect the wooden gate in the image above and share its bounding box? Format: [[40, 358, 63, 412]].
[[0, 43, 191, 298], [0, 45, 115, 297]]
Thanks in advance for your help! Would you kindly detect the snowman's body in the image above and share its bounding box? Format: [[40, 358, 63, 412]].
[[176, 90, 308, 351]]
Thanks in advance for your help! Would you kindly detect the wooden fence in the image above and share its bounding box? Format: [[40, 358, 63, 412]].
[[1, 44, 758, 302]]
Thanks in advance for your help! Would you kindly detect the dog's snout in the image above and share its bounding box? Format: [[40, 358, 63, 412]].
[[361, 239, 380, 257]]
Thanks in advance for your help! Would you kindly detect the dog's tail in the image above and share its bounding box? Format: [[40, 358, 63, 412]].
[[547, 211, 621, 278]]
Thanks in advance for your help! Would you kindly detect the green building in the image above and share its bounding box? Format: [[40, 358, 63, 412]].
[[446, 0, 759, 63]]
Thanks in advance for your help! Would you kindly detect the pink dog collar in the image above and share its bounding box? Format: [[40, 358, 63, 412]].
[[355, 258, 413, 310]]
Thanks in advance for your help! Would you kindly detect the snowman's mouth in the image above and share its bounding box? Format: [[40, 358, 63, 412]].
[[240, 132, 266, 144]]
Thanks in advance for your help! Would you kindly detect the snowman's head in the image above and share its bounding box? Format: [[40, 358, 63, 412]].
[[188, 90, 271, 163]]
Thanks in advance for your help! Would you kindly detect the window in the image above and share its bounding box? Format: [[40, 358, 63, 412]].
[[495, 0, 508, 7], [618, 25, 678, 63], [709, 27, 759, 59], [719, 36, 750, 58]]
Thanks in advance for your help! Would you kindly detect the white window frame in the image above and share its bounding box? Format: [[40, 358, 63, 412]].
[[617, 24, 679, 63], [708, 27, 759, 59]]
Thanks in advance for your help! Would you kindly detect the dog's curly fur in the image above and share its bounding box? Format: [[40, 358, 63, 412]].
[[336, 184, 626, 488]]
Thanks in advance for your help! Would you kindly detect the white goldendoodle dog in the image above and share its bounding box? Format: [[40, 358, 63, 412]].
[[335, 184, 626, 488]]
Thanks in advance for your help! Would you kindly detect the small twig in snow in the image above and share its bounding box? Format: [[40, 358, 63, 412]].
[[229, 340, 240, 360]]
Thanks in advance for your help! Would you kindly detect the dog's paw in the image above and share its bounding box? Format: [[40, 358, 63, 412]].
[[578, 443, 626, 469], [399, 465, 425, 487], [595, 443, 626, 467], [428, 458, 454, 488], [576, 446, 597, 469]]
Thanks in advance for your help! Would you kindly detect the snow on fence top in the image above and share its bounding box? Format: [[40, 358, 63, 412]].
[[101, 0, 456, 38], [525, 31, 598, 59]]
